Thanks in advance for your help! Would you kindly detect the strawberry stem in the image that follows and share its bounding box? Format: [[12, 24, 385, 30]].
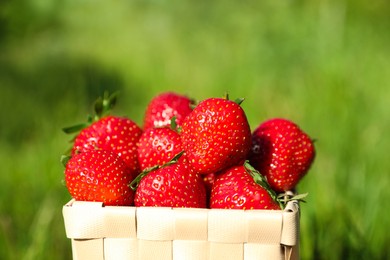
[[62, 91, 119, 135], [222, 92, 245, 105], [165, 150, 185, 166], [189, 98, 198, 110], [129, 151, 185, 191], [277, 192, 308, 203], [61, 91, 120, 156], [94, 91, 118, 121], [129, 165, 160, 191]]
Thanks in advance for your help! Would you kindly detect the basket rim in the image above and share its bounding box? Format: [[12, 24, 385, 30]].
[[63, 198, 299, 244]]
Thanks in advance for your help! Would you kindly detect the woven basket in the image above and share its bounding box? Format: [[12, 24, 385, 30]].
[[63, 199, 300, 260]]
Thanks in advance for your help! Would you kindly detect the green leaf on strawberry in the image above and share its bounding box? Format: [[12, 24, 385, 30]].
[[62, 91, 143, 172], [210, 163, 281, 210], [137, 126, 183, 171], [131, 152, 207, 208]]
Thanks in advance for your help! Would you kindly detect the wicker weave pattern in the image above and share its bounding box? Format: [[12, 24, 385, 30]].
[[63, 200, 300, 260]]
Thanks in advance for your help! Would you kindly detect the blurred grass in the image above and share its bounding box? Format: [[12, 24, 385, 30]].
[[1, 0, 389, 259]]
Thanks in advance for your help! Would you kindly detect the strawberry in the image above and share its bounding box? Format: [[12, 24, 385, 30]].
[[143, 92, 194, 130], [137, 127, 183, 171], [131, 154, 207, 208], [63, 92, 143, 173], [72, 115, 143, 172], [210, 162, 281, 210], [248, 118, 315, 192], [180, 97, 252, 175], [64, 150, 136, 206]]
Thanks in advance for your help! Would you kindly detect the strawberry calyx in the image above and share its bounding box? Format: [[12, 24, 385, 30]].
[[129, 151, 185, 191], [277, 192, 308, 204], [62, 91, 119, 135], [234, 97, 245, 105], [93, 91, 118, 121], [223, 92, 245, 105], [244, 161, 309, 209], [243, 161, 283, 209], [61, 91, 119, 155], [170, 116, 180, 132]]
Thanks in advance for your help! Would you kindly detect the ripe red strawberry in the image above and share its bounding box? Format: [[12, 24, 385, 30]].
[[71, 115, 143, 172], [143, 92, 194, 130], [63, 92, 143, 172], [64, 150, 136, 206], [180, 97, 252, 175], [132, 156, 207, 208], [210, 163, 281, 210], [248, 118, 315, 192], [137, 127, 183, 171]]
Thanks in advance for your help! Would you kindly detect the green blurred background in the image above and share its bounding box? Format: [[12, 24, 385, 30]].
[[1, 0, 389, 259]]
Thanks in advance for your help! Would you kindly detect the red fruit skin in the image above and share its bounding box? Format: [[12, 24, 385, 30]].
[[134, 159, 207, 208], [65, 150, 136, 206], [180, 98, 252, 175], [143, 92, 193, 130], [248, 118, 315, 192], [210, 165, 280, 210], [203, 173, 217, 195], [203, 172, 217, 208], [72, 116, 143, 172], [137, 127, 183, 171]]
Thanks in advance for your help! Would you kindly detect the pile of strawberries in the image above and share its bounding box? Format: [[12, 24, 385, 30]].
[[62, 91, 315, 210]]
